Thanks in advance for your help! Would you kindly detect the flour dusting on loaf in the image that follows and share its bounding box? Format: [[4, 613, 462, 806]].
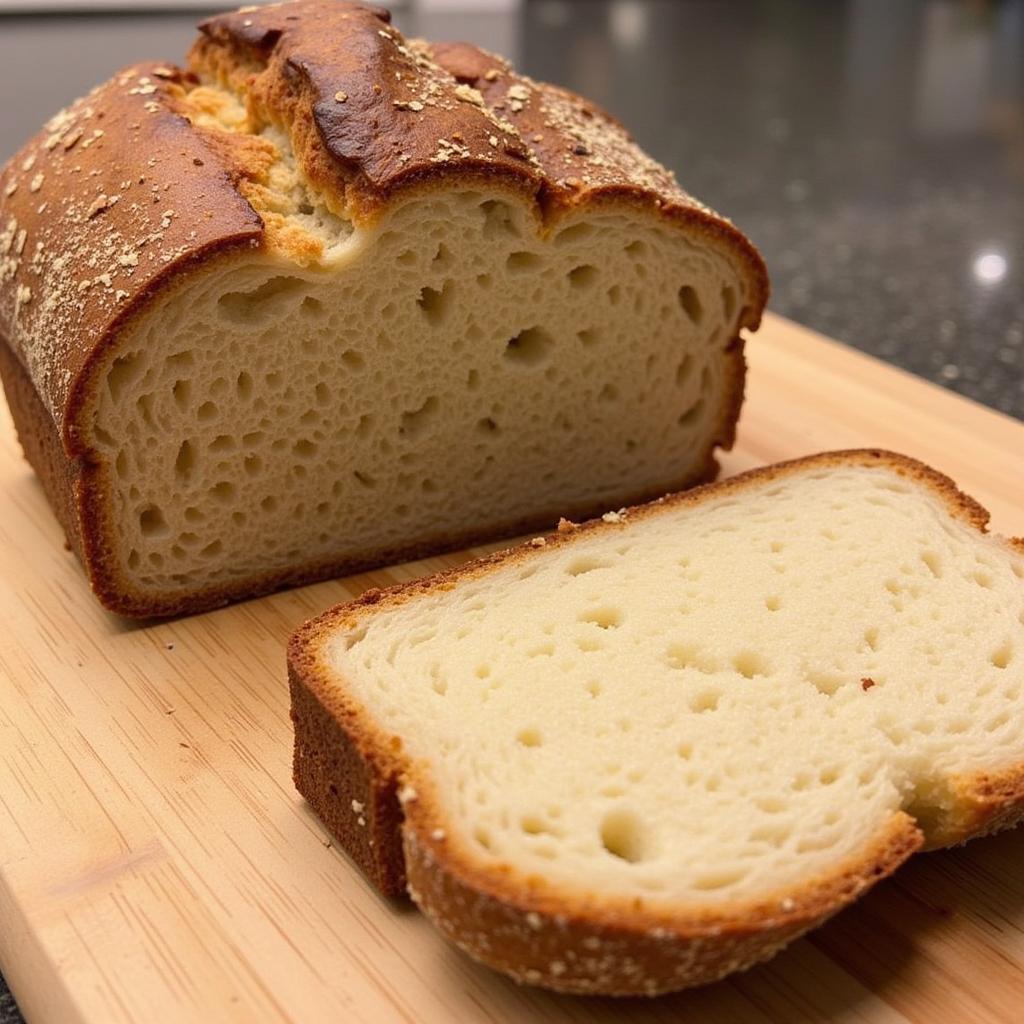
[[0, 1, 767, 616]]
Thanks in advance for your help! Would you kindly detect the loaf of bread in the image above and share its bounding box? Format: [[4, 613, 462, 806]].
[[289, 450, 1024, 996], [0, 1, 766, 617]]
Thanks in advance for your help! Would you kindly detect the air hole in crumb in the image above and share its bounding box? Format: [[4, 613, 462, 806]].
[[477, 416, 499, 434], [521, 815, 552, 836], [676, 353, 694, 387], [174, 441, 195, 482], [139, 505, 168, 537], [210, 481, 234, 502], [197, 401, 217, 422], [600, 808, 648, 863], [106, 353, 142, 404], [577, 328, 600, 346], [172, 378, 191, 409], [504, 326, 554, 367], [399, 396, 439, 438], [690, 690, 720, 713], [507, 250, 541, 272], [921, 551, 942, 578], [693, 868, 746, 891], [721, 284, 737, 322], [517, 728, 542, 748], [200, 540, 222, 558], [341, 349, 365, 371], [864, 627, 880, 652], [473, 827, 494, 852], [432, 242, 452, 268], [733, 650, 767, 678], [417, 282, 454, 325], [480, 199, 519, 239], [973, 570, 994, 589], [568, 264, 598, 289], [806, 669, 843, 696], [580, 607, 622, 629], [678, 285, 703, 324], [625, 239, 646, 258], [553, 221, 594, 246], [991, 643, 1013, 669], [765, 595, 782, 612], [678, 397, 705, 427], [566, 556, 613, 577]]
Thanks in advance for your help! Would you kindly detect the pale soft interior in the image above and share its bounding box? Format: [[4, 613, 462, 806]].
[[89, 183, 744, 597], [329, 465, 1024, 905]]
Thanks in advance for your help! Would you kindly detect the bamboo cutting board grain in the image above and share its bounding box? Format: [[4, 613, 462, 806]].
[[1, 312, 1023, 1024]]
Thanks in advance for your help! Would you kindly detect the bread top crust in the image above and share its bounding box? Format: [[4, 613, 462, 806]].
[[0, 62, 263, 444], [193, 1, 701, 213], [0, 0, 767, 449]]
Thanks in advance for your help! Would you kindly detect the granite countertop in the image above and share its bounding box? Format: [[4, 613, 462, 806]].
[[0, 1, 1021, 1020]]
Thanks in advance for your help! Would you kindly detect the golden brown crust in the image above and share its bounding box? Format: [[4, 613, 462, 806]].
[[403, 811, 920, 995], [943, 763, 1024, 847], [288, 448, 1023, 995], [0, 62, 263, 444]]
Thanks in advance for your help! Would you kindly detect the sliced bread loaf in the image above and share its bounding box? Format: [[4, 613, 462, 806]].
[[289, 450, 1024, 996], [0, 1, 765, 617]]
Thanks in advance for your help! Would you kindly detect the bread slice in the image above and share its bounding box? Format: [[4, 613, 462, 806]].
[[289, 450, 1024, 996], [0, 1, 766, 617]]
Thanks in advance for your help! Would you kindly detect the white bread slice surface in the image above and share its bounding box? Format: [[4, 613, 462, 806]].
[[289, 450, 1024, 996]]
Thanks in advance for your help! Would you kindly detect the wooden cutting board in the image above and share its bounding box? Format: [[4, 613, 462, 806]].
[[1, 312, 1022, 1024]]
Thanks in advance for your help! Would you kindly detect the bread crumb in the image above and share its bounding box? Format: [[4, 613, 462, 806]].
[[351, 799, 365, 813], [484, 68, 500, 81], [398, 785, 418, 804], [780, 897, 796, 911], [431, 828, 446, 841], [525, 911, 543, 930], [454, 84, 484, 107], [334, 91, 348, 103], [529, 537, 547, 548], [861, 677, 876, 691], [602, 509, 627, 524], [557, 518, 577, 533]]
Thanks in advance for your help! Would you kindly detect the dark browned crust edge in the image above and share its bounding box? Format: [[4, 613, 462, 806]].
[[403, 812, 920, 995], [0, 335, 86, 562], [287, 448, 1024, 995]]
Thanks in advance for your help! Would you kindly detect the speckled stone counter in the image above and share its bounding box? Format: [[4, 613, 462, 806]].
[[0, 2, 1020, 1021]]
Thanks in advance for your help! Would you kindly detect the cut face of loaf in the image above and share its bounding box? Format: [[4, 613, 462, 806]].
[[89, 192, 746, 611], [289, 451, 1024, 996]]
